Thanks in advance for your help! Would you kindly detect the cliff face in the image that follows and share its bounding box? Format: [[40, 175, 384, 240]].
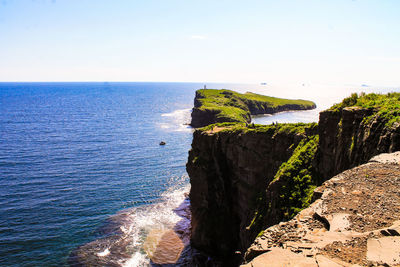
[[245, 100, 314, 116], [264, 107, 400, 233], [190, 89, 316, 128], [191, 107, 250, 129], [186, 124, 317, 262], [187, 102, 400, 265], [318, 107, 400, 179], [191, 102, 311, 128]]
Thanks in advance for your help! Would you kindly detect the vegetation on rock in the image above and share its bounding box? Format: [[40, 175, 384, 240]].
[[191, 89, 316, 127], [247, 134, 319, 234], [271, 135, 320, 219], [330, 92, 400, 127], [200, 121, 317, 136], [188, 90, 400, 264]]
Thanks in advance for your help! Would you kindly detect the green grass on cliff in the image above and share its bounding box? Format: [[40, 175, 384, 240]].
[[246, 132, 319, 234], [195, 89, 316, 124], [330, 92, 400, 127], [249, 135, 320, 231], [272, 135, 320, 219], [199, 121, 318, 136]]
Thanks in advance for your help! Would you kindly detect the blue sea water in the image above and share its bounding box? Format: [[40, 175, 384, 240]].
[[2, 82, 389, 266], [0, 82, 202, 266]]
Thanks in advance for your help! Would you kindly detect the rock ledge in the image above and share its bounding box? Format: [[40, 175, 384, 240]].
[[243, 152, 400, 267]]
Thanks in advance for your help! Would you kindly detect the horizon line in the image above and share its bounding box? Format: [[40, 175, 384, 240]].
[[0, 81, 399, 88]]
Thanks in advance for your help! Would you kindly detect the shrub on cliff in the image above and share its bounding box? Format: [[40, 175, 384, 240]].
[[330, 92, 400, 127], [272, 135, 320, 219], [200, 122, 317, 136], [245, 124, 318, 235]]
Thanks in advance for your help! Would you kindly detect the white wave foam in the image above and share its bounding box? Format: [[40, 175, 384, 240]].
[[97, 248, 110, 257], [122, 252, 147, 267], [117, 184, 191, 266], [75, 179, 191, 266], [161, 108, 191, 118], [159, 109, 193, 132]]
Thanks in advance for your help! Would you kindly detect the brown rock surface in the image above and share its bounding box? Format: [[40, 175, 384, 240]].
[[241, 247, 318, 267], [367, 237, 400, 265], [243, 153, 400, 267]]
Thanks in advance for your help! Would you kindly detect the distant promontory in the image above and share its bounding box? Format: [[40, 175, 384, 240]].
[[190, 89, 316, 128]]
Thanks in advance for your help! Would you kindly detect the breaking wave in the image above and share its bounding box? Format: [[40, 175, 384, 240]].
[[159, 109, 192, 132], [69, 183, 207, 266]]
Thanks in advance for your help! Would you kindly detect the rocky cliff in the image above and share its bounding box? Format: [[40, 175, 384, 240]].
[[187, 92, 400, 266], [190, 89, 316, 128], [317, 106, 400, 179], [263, 104, 400, 231], [187, 123, 318, 264]]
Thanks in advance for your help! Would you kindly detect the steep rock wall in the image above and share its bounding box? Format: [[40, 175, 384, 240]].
[[186, 124, 317, 263], [245, 100, 314, 115], [187, 105, 400, 265], [317, 107, 400, 178], [191, 108, 249, 129], [264, 108, 400, 235]]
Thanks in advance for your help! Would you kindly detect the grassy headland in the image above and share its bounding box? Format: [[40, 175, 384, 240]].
[[330, 92, 400, 127], [190, 89, 316, 127]]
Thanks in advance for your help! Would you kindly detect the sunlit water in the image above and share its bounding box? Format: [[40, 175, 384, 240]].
[[0, 82, 397, 266]]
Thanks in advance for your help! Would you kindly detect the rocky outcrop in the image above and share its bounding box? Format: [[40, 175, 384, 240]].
[[187, 96, 400, 266], [186, 124, 317, 264], [190, 90, 316, 128], [245, 101, 314, 116], [190, 107, 248, 129], [257, 107, 400, 244], [190, 103, 315, 128], [317, 107, 400, 179], [243, 152, 400, 266]]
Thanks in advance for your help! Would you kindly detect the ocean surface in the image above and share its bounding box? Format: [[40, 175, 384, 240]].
[[0, 82, 395, 266]]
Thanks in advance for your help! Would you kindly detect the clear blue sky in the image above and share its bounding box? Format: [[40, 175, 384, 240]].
[[1, 0, 399, 86]]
